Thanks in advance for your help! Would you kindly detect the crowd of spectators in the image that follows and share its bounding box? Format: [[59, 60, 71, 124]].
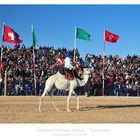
[[86, 54, 140, 96], [0, 45, 83, 96], [0, 44, 140, 96]]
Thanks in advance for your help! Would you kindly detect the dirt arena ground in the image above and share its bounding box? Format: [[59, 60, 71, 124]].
[[0, 96, 140, 123]]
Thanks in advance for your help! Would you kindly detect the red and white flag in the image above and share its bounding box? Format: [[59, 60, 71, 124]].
[[57, 58, 64, 65], [104, 30, 119, 43], [3, 25, 22, 43], [55, 56, 64, 66]]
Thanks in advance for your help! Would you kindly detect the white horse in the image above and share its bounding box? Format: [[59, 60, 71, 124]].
[[39, 68, 91, 112]]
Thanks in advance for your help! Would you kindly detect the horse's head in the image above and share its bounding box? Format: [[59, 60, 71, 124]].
[[83, 68, 93, 75]]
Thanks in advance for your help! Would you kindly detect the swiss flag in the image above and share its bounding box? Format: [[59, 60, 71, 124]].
[[104, 30, 119, 43], [3, 25, 22, 43]]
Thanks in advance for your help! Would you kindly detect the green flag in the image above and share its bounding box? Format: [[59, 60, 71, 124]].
[[32, 26, 37, 47], [76, 27, 91, 41]]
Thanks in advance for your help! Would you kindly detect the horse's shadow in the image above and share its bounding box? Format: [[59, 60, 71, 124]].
[[79, 104, 140, 111]]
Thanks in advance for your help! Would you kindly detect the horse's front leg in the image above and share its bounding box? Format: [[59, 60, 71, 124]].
[[73, 91, 80, 111], [67, 90, 73, 112]]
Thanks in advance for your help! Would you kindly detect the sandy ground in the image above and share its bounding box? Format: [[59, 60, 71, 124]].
[[0, 96, 140, 123]]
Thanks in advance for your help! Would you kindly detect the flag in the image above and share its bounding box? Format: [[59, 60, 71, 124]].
[[104, 30, 119, 43], [55, 56, 64, 66], [76, 27, 91, 41], [3, 25, 22, 43], [32, 25, 37, 95], [32, 26, 37, 47]]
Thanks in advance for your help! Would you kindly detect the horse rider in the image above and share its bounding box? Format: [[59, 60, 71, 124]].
[[55, 53, 83, 80], [64, 53, 74, 80]]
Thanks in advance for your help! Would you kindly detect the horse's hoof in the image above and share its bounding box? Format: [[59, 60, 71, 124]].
[[67, 110, 72, 112]]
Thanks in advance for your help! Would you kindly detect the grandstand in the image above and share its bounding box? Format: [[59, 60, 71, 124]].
[[0, 45, 139, 96]]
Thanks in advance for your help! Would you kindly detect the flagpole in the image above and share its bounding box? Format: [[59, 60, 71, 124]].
[[73, 26, 77, 62], [0, 22, 4, 83], [32, 24, 37, 96], [4, 68, 7, 96], [102, 29, 106, 96]]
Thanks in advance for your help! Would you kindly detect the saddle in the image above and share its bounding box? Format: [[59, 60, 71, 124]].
[[65, 69, 74, 80], [65, 72, 74, 80], [58, 67, 76, 80]]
